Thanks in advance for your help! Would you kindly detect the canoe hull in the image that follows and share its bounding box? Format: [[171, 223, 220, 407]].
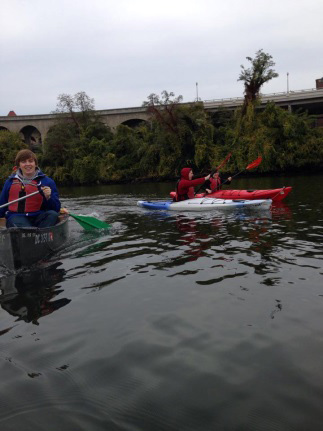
[[0, 216, 69, 271], [170, 187, 292, 202], [138, 198, 272, 212]]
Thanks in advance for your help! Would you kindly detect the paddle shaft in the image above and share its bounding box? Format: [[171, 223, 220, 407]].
[[221, 171, 241, 185], [222, 159, 262, 185], [195, 153, 232, 195], [0, 190, 40, 209]]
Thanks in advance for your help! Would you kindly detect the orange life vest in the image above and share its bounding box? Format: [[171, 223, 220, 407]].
[[8, 178, 43, 213], [209, 176, 221, 191]]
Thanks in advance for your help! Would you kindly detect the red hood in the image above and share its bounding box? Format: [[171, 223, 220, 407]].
[[181, 167, 191, 180]]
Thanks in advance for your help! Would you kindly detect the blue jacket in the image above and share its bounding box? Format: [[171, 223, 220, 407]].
[[0, 170, 61, 219]]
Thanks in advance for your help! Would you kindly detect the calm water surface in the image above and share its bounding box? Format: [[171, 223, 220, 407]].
[[0, 174, 322, 431]]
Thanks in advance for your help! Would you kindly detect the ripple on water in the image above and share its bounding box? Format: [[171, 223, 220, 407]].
[[1, 179, 323, 430]]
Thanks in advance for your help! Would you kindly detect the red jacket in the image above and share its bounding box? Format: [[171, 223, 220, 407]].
[[175, 168, 206, 201]]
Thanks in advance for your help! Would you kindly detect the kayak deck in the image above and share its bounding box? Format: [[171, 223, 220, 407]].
[[169, 187, 292, 202], [138, 198, 272, 212]]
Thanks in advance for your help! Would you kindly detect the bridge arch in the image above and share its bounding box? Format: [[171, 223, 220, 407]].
[[19, 125, 42, 150], [120, 118, 149, 128], [0, 126, 9, 132]]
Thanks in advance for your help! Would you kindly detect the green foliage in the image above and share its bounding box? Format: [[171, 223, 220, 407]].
[[3, 85, 322, 188], [216, 102, 323, 173], [54, 91, 96, 130], [42, 92, 114, 184], [39, 96, 323, 184], [238, 49, 279, 108], [0, 131, 27, 184], [42, 122, 78, 168]]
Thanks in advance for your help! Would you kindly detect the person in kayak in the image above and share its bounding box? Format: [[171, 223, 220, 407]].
[[204, 170, 232, 194], [174, 168, 210, 202], [0, 149, 61, 228]]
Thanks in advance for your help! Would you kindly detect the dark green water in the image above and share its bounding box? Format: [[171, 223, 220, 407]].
[[0, 174, 322, 430]]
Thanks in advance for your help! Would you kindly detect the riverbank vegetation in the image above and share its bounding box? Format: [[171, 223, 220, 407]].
[[1, 51, 322, 186]]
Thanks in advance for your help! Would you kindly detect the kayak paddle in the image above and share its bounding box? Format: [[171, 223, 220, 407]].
[[215, 152, 232, 171], [195, 153, 232, 195], [69, 213, 111, 230], [0, 190, 40, 209], [220, 155, 263, 187]]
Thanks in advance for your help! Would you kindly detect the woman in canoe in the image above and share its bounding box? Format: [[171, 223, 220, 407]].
[[174, 168, 210, 202], [0, 149, 61, 228], [204, 170, 232, 194]]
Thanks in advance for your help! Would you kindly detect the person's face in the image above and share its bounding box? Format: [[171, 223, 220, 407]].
[[213, 172, 219, 179], [189, 170, 193, 180], [19, 158, 36, 178]]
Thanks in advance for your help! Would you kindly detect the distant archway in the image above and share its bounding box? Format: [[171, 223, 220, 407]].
[[121, 119, 148, 128], [19, 125, 42, 150], [0, 126, 9, 132]]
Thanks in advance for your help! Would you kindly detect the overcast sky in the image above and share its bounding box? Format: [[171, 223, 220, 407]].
[[1, 0, 322, 116]]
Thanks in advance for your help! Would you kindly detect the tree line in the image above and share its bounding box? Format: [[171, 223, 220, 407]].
[[1, 50, 322, 186]]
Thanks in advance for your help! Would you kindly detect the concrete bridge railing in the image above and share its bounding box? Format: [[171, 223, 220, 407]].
[[204, 88, 323, 109]]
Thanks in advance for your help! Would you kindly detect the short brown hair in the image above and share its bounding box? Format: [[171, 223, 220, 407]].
[[15, 149, 38, 167]]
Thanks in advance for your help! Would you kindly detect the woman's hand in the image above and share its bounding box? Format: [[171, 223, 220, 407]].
[[41, 186, 51, 200], [206, 188, 212, 194], [228, 176, 232, 181], [205, 174, 211, 181]]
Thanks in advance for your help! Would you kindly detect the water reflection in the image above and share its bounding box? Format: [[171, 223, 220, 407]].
[[138, 208, 275, 270], [0, 262, 70, 325], [271, 201, 292, 220]]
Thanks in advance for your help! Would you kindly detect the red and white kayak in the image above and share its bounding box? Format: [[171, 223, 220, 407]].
[[170, 187, 292, 202]]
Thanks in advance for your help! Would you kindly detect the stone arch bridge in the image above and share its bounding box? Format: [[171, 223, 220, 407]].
[[1, 87, 323, 148], [0, 107, 149, 148]]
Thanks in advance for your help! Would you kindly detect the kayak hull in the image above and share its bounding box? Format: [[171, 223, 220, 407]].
[[169, 187, 292, 202], [138, 198, 272, 212], [0, 215, 69, 271]]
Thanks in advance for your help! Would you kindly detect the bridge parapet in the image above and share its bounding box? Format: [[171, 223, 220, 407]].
[[1, 87, 323, 141], [204, 88, 323, 109]]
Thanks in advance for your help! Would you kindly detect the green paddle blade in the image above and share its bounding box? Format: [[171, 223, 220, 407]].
[[69, 213, 111, 230]]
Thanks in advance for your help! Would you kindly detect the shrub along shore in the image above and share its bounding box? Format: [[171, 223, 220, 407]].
[[1, 100, 322, 188]]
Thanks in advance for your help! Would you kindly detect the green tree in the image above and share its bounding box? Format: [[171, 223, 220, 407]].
[[54, 91, 96, 130], [238, 49, 278, 109], [0, 131, 27, 185], [142, 91, 217, 176], [42, 92, 113, 184], [143, 90, 183, 134]]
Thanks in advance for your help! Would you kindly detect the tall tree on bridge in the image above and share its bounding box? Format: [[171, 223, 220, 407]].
[[238, 49, 278, 112], [142, 90, 183, 134], [55, 91, 96, 130]]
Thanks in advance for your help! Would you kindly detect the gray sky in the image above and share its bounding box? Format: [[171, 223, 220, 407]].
[[1, 0, 322, 115]]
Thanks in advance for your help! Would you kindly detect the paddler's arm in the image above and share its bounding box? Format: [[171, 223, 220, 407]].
[[41, 179, 61, 212], [0, 180, 11, 218], [188, 174, 211, 187]]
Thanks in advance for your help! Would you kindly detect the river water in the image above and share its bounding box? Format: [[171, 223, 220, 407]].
[[0, 174, 322, 431]]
